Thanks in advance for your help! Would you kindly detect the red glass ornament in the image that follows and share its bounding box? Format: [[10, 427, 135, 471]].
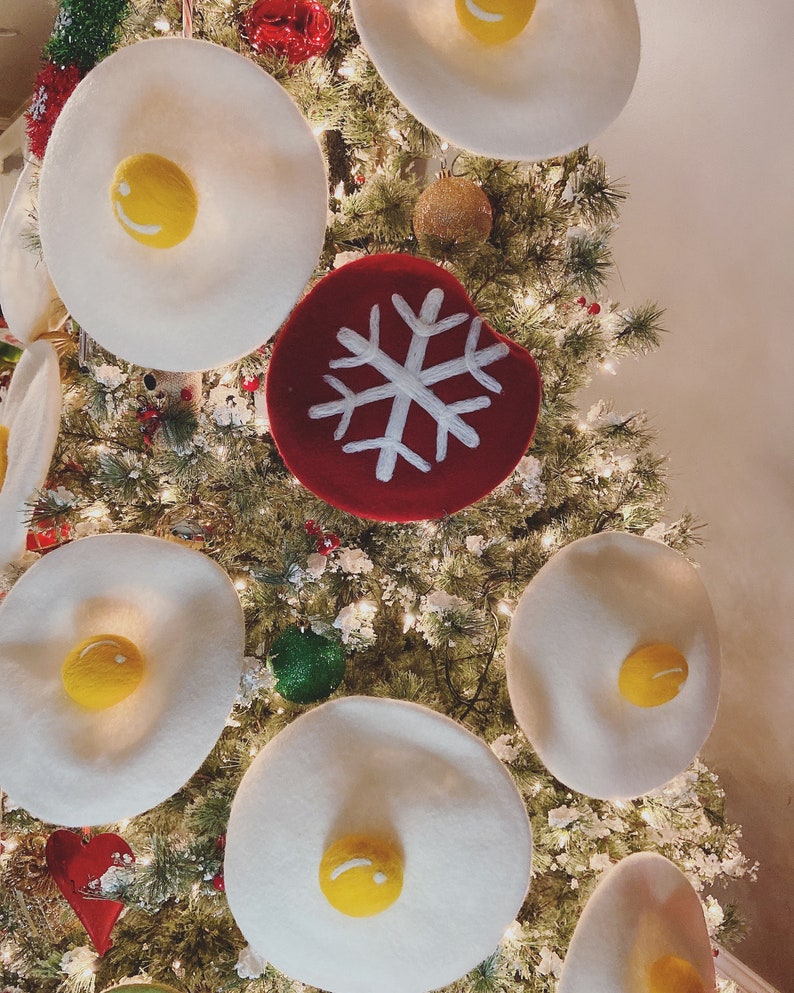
[[46, 830, 134, 956], [588, 302, 601, 316], [26, 62, 82, 160], [243, 0, 335, 65], [241, 374, 262, 393], [26, 518, 73, 553], [212, 871, 225, 891]]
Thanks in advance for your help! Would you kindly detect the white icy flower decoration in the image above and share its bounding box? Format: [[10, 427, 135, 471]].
[[306, 552, 328, 579], [465, 534, 487, 556], [236, 943, 268, 979], [513, 454, 545, 502], [500, 920, 525, 946], [236, 657, 276, 707], [490, 734, 521, 764], [585, 399, 636, 429], [94, 859, 135, 897], [93, 363, 128, 390], [548, 805, 583, 829], [333, 250, 365, 269], [537, 946, 564, 978], [60, 946, 99, 977], [703, 895, 725, 937], [421, 590, 468, 614], [588, 852, 612, 873], [209, 384, 253, 427], [336, 547, 374, 575], [643, 521, 668, 543], [43, 485, 77, 507], [333, 601, 377, 646]]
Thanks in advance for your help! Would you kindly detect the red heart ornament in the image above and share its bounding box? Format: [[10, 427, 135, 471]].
[[266, 254, 542, 521], [46, 830, 134, 956]]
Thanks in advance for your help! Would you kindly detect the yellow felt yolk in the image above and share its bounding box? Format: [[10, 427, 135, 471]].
[[110, 154, 198, 249], [0, 424, 9, 493], [62, 634, 145, 710], [648, 955, 706, 993], [455, 0, 537, 44], [319, 834, 403, 917], [619, 643, 689, 708]]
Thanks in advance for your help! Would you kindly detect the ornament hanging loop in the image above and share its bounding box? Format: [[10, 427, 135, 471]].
[[183, 0, 193, 39]]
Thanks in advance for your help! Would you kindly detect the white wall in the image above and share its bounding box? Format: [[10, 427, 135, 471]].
[[593, 2, 794, 990]]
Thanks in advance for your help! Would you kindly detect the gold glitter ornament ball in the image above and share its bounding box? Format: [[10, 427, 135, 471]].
[[413, 176, 492, 246]]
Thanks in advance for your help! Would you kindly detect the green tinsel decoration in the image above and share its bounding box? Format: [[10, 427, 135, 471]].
[[45, 0, 131, 72]]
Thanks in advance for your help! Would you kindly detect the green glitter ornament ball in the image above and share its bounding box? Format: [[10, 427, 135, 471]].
[[270, 625, 346, 704]]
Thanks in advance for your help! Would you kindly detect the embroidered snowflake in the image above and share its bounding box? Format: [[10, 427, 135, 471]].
[[308, 288, 509, 483], [29, 87, 48, 122]]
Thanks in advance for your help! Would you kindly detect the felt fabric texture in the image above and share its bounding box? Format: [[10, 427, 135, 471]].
[[0, 533, 245, 826], [38, 37, 327, 373], [350, 0, 640, 162], [0, 162, 67, 347], [0, 340, 62, 570], [506, 532, 721, 800], [266, 254, 542, 521], [225, 696, 532, 993], [557, 853, 716, 993]]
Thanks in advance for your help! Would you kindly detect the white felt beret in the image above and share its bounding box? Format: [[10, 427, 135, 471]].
[[350, 0, 641, 162], [506, 532, 721, 799], [0, 340, 62, 570], [38, 37, 328, 372], [557, 853, 716, 993], [0, 533, 245, 825], [225, 696, 532, 993], [0, 161, 67, 347]]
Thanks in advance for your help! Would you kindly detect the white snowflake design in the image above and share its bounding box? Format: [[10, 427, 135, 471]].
[[53, 10, 74, 37], [29, 86, 48, 122], [308, 288, 509, 482]]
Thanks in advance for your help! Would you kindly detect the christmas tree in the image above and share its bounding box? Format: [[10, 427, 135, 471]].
[[0, 3, 756, 993]]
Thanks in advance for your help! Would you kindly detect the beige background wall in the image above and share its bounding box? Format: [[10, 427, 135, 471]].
[[593, 1, 793, 989]]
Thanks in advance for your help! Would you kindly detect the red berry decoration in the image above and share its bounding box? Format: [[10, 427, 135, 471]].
[[46, 830, 134, 957], [317, 532, 340, 555], [243, 0, 335, 65], [267, 254, 542, 521], [26, 62, 83, 160], [135, 400, 163, 447], [212, 871, 225, 892], [241, 374, 262, 393], [588, 302, 602, 315]]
